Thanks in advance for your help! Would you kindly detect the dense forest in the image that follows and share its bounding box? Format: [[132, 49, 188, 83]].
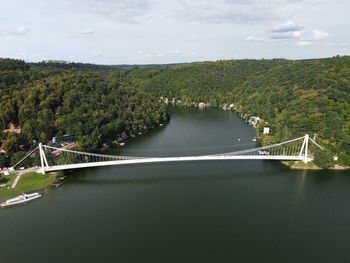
[[121, 56, 350, 167], [0, 58, 168, 167], [0, 56, 349, 168]]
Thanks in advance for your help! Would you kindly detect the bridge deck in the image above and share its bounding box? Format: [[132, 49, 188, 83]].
[[42, 155, 312, 172]]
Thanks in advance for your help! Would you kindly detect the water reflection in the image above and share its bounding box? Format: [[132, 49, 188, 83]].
[[296, 169, 307, 194]]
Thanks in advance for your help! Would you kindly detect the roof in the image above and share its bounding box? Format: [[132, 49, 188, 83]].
[[3, 128, 22, 134]]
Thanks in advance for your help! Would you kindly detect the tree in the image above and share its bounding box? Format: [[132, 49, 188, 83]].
[[314, 149, 335, 169], [57, 152, 77, 165], [2, 133, 21, 155], [0, 153, 9, 168], [10, 151, 32, 168]]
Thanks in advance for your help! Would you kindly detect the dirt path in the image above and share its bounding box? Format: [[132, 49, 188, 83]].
[[11, 174, 22, 188], [10, 167, 38, 189]]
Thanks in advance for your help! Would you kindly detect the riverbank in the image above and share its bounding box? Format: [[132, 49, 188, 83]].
[[0, 172, 57, 200], [281, 161, 321, 170], [168, 103, 343, 170]]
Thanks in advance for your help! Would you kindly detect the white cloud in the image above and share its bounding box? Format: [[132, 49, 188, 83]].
[[0, 26, 30, 36], [0, 0, 348, 63], [246, 36, 266, 42], [93, 50, 103, 56], [272, 22, 304, 33], [296, 41, 312, 46], [13, 26, 30, 35], [78, 0, 152, 24], [270, 22, 304, 39], [71, 28, 95, 38], [291, 30, 304, 38], [267, 22, 330, 45], [139, 49, 189, 58], [80, 29, 94, 35], [311, 30, 330, 40], [174, 0, 301, 24]]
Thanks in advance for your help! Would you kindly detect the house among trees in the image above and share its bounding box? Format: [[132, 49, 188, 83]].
[[248, 116, 262, 128], [3, 122, 21, 134]]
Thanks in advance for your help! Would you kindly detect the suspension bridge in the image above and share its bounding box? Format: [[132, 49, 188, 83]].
[[12, 134, 322, 174]]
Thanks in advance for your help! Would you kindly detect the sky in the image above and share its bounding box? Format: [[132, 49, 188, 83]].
[[0, 0, 349, 64]]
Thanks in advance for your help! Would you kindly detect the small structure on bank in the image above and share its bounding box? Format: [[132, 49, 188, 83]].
[[249, 116, 262, 128], [263, 127, 270, 135], [3, 122, 21, 134]]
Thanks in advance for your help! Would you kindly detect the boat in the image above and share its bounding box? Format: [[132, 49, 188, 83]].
[[1, 192, 42, 207]]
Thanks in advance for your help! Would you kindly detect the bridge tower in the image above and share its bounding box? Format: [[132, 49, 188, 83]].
[[299, 134, 309, 163], [38, 143, 49, 174]]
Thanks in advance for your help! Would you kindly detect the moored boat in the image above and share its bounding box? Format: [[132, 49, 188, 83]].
[[0, 192, 42, 207]]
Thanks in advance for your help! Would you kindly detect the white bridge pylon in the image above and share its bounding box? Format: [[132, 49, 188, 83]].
[[35, 134, 322, 174]]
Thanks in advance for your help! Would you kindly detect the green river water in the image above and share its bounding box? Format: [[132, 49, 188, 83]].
[[1, 107, 350, 263]]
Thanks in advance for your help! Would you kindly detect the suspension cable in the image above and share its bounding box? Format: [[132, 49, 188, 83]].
[[11, 146, 39, 169]]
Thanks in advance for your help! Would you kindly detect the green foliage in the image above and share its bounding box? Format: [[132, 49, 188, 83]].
[[0, 59, 169, 156], [1, 133, 25, 155], [314, 149, 335, 169], [10, 151, 32, 168], [57, 152, 77, 165], [0, 153, 9, 168], [121, 56, 350, 166], [1, 56, 350, 169], [0, 58, 28, 71]]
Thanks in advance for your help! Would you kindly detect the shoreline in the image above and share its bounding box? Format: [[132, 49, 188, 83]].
[[167, 103, 345, 171], [0, 171, 59, 201]]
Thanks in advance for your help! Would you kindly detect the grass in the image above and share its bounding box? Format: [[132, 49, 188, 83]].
[[281, 161, 321, 170], [0, 172, 57, 199]]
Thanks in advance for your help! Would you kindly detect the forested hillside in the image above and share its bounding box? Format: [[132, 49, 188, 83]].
[[0, 58, 168, 161], [121, 56, 350, 166], [1, 56, 349, 168], [123, 59, 290, 104]]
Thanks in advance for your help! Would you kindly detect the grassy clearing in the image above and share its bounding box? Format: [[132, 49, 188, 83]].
[[0, 172, 57, 199]]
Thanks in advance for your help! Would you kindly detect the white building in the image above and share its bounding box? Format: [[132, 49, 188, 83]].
[[263, 127, 270, 135]]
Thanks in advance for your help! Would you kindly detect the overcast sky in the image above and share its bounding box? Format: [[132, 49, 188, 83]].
[[0, 0, 349, 64]]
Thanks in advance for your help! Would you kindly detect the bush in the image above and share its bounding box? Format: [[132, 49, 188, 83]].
[[314, 149, 335, 169], [0, 176, 9, 184]]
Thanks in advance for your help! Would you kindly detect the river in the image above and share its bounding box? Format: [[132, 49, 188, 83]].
[[1, 107, 350, 263]]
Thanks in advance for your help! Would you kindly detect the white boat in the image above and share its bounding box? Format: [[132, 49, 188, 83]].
[[1, 192, 42, 207]]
